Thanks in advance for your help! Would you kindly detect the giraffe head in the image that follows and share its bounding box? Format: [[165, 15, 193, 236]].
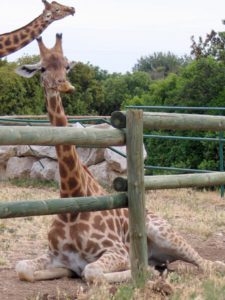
[[42, 0, 75, 23], [16, 34, 75, 93]]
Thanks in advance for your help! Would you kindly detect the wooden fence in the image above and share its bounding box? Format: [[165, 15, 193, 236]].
[[1, 109, 225, 286]]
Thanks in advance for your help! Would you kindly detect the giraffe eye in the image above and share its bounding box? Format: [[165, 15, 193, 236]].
[[41, 67, 46, 73], [46, 12, 51, 18], [55, 8, 60, 13]]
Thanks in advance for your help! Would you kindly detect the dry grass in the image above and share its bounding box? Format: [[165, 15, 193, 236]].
[[0, 180, 58, 269], [146, 188, 225, 238], [1, 181, 225, 299]]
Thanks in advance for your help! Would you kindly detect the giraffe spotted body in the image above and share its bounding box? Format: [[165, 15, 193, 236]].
[[15, 34, 225, 284]]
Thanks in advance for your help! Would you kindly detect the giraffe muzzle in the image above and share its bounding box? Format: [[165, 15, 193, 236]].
[[58, 81, 75, 93], [70, 7, 76, 16]]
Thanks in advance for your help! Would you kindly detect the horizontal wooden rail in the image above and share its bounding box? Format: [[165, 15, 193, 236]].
[[111, 111, 225, 131], [114, 172, 225, 191], [0, 126, 125, 147], [0, 193, 128, 219]]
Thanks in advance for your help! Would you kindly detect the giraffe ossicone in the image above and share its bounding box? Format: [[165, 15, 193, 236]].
[[0, 1, 75, 58], [15, 34, 225, 285]]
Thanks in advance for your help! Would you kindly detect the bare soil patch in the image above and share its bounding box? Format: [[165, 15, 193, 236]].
[[1, 182, 225, 299]]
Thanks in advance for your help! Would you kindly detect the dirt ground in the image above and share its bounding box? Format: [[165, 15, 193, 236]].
[[1, 182, 225, 300], [1, 233, 225, 300]]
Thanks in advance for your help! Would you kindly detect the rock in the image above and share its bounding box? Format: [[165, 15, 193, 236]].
[[77, 147, 105, 166], [30, 158, 59, 181], [88, 161, 126, 188], [6, 157, 38, 179], [105, 145, 147, 173], [104, 146, 127, 173], [88, 161, 109, 187], [16, 145, 57, 160], [71, 122, 84, 129], [72, 122, 106, 166], [0, 146, 17, 165]]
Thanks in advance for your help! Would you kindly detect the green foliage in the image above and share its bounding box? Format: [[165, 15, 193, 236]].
[[173, 57, 225, 108], [133, 51, 191, 79], [191, 30, 225, 63], [201, 280, 225, 300], [133, 57, 225, 174], [104, 71, 151, 114], [0, 56, 44, 115], [114, 284, 134, 300], [64, 62, 106, 115]]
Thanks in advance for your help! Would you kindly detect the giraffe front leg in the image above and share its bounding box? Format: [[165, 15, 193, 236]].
[[16, 252, 73, 282], [16, 253, 52, 282], [82, 249, 130, 283]]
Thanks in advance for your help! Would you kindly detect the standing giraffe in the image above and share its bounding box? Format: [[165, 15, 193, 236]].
[[0, 0, 75, 58], [15, 34, 225, 284]]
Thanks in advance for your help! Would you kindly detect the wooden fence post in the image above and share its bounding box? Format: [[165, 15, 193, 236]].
[[126, 109, 148, 286]]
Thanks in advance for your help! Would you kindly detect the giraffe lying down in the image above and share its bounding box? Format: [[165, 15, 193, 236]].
[[16, 208, 225, 283], [15, 34, 225, 285]]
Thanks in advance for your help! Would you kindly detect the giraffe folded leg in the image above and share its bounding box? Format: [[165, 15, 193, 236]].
[[82, 249, 130, 283], [104, 270, 132, 283], [33, 268, 73, 281], [16, 253, 51, 282], [16, 253, 73, 282]]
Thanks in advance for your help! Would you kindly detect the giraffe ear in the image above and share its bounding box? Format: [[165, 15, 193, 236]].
[[15, 63, 42, 78]]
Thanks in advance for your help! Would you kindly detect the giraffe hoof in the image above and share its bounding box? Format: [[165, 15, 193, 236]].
[[16, 260, 35, 282], [83, 264, 105, 283]]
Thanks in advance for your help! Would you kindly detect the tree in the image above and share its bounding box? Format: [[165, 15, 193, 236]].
[[174, 57, 225, 109], [63, 62, 106, 115], [191, 30, 225, 63], [0, 63, 44, 115], [133, 52, 191, 79], [101, 74, 129, 115]]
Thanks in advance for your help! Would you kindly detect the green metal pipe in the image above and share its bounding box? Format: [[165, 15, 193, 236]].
[[126, 105, 225, 111], [144, 134, 225, 143], [145, 165, 213, 173], [0, 117, 110, 126], [219, 131, 225, 197]]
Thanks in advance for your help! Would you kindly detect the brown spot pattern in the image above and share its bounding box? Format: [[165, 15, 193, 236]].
[[59, 162, 68, 178], [106, 218, 115, 231], [63, 243, 77, 252], [70, 222, 90, 240], [63, 157, 75, 171]]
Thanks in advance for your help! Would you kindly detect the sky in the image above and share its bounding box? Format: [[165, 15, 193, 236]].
[[1, 0, 225, 73]]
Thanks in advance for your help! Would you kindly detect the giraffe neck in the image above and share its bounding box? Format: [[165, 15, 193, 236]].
[[44, 88, 104, 198], [0, 14, 50, 58]]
